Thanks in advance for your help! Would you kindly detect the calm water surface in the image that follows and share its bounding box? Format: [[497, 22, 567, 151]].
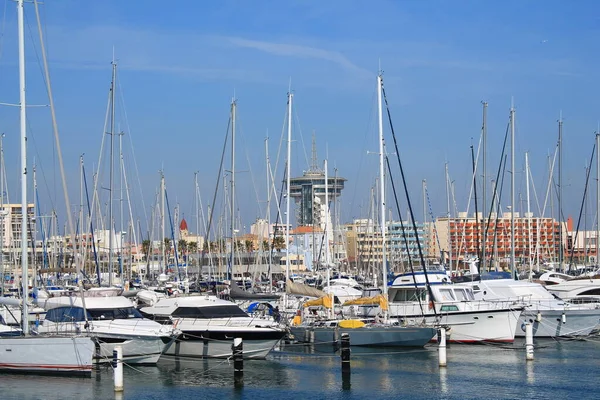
[[1, 338, 599, 399]]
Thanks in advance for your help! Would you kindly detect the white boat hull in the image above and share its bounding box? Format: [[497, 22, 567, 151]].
[[516, 308, 600, 337], [0, 336, 94, 376], [165, 335, 281, 359], [93, 335, 169, 364], [387, 304, 522, 343]]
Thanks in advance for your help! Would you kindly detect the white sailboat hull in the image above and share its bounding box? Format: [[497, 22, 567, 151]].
[[0, 336, 94, 376]]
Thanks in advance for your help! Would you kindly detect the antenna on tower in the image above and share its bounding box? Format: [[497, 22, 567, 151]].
[[308, 131, 322, 174]]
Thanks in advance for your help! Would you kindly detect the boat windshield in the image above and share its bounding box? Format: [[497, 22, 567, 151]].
[[87, 307, 144, 320], [172, 305, 249, 319]]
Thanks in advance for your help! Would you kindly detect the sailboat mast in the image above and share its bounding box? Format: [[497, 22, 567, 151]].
[[324, 159, 330, 266], [596, 132, 600, 266], [17, 0, 29, 334], [445, 163, 452, 273], [160, 171, 165, 274], [285, 92, 292, 284], [481, 101, 488, 272], [510, 103, 516, 279], [108, 61, 116, 287], [1, 134, 4, 297], [265, 137, 273, 292], [229, 99, 236, 281], [525, 152, 533, 280], [377, 74, 388, 299], [558, 115, 563, 271]]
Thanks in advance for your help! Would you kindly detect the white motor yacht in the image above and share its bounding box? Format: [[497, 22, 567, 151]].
[[468, 278, 600, 337], [383, 268, 524, 343], [138, 291, 285, 359], [37, 295, 175, 364]]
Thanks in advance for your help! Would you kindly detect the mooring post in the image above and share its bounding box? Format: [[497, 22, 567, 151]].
[[340, 332, 351, 374], [113, 346, 123, 392], [438, 328, 447, 368], [525, 323, 534, 361], [233, 337, 244, 386]]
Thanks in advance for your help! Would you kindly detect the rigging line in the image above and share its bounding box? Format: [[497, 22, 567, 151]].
[[471, 144, 481, 273], [385, 155, 425, 315], [82, 162, 101, 284], [272, 99, 289, 191], [198, 117, 231, 285], [26, 117, 57, 211], [292, 102, 311, 173], [491, 155, 508, 269], [425, 186, 443, 263], [0, 0, 7, 64], [350, 85, 377, 220], [117, 79, 148, 226], [165, 190, 182, 281], [381, 80, 436, 316], [568, 142, 596, 270], [456, 136, 483, 263], [237, 116, 263, 218], [482, 122, 510, 271], [90, 88, 113, 237]]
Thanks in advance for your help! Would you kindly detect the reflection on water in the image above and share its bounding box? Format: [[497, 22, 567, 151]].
[[1, 339, 599, 399]]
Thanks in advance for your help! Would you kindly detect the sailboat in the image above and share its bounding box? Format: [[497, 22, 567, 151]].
[[290, 74, 436, 347], [0, 0, 94, 375]]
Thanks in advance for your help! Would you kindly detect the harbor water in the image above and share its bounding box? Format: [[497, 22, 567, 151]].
[[1, 338, 599, 399]]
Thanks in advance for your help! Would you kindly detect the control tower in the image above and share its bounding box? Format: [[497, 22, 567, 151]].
[[289, 136, 346, 231]]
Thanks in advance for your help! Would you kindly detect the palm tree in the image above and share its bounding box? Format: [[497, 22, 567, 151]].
[[273, 236, 286, 250], [142, 239, 151, 260], [245, 239, 254, 252]]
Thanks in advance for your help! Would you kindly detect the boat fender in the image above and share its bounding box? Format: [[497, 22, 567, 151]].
[[561, 313, 566, 324], [428, 301, 434, 310], [536, 312, 542, 322], [173, 319, 180, 329]]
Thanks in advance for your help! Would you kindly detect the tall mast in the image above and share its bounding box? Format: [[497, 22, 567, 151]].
[[108, 61, 116, 287], [265, 137, 273, 292], [324, 158, 332, 319], [119, 131, 124, 277], [377, 73, 388, 301], [510, 102, 516, 279], [558, 115, 563, 271], [160, 170, 165, 274], [525, 152, 533, 280], [324, 159, 330, 266], [0, 133, 4, 297], [18, 0, 29, 334], [481, 101, 488, 272], [445, 163, 452, 273], [596, 131, 600, 267], [229, 99, 236, 280], [422, 179, 427, 266], [285, 92, 292, 285]]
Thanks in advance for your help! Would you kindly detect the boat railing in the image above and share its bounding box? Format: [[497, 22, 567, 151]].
[[175, 315, 278, 328]]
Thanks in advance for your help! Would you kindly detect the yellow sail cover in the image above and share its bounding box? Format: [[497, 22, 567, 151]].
[[342, 294, 388, 311], [338, 319, 365, 329], [302, 295, 333, 309]]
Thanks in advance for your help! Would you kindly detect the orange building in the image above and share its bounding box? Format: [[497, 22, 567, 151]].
[[433, 212, 561, 266]]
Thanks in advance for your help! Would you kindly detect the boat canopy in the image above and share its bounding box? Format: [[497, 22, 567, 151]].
[[302, 296, 333, 309], [342, 294, 389, 311], [286, 280, 327, 298]]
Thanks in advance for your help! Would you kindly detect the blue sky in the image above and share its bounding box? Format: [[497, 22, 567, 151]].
[[0, 0, 599, 236]]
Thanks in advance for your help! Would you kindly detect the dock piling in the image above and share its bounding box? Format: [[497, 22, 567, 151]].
[[232, 337, 244, 387], [113, 346, 123, 392], [525, 323, 534, 361], [438, 328, 447, 368]]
